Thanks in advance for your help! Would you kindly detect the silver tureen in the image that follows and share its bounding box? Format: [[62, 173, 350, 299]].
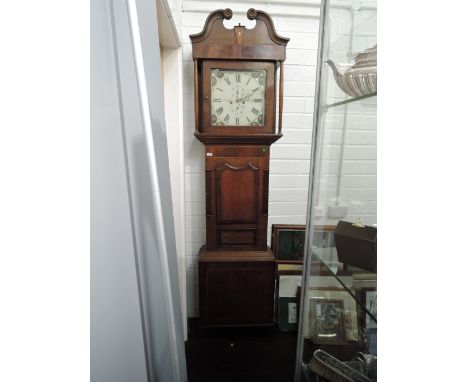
[[326, 45, 377, 97]]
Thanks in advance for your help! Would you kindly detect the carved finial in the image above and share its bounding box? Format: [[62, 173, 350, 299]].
[[234, 25, 245, 45], [223, 8, 233, 20], [247, 8, 257, 20]]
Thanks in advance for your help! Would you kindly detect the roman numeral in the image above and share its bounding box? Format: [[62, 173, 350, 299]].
[[254, 99, 262, 103], [224, 114, 230, 123], [224, 77, 231, 85], [213, 98, 221, 102], [246, 116, 251, 123], [251, 107, 259, 115], [235, 74, 240, 83], [252, 87, 259, 93], [216, 87, 223, 92], [246, 76, 251, 85], [216, 107, 223, 115], [236, 117, 239, 125]]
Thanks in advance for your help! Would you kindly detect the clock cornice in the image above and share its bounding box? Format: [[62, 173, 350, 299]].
[[189, 8, 290, 61]]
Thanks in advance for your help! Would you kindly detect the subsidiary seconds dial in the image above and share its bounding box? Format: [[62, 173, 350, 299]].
[[210, 69, 266, 127]]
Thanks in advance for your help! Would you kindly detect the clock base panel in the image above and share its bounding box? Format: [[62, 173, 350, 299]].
[[198, 245, 276, 327]]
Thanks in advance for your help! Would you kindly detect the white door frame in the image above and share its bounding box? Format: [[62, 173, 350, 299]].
[[157, 0, 187, 340]]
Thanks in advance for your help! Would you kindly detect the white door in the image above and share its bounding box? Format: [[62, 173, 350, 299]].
[[91, 0, 187, 381]]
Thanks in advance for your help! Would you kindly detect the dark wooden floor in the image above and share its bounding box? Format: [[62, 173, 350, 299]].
[[185, 319, 298, 382]]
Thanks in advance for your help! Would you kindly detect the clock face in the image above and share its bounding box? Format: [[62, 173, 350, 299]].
[[210, 69, 266, 127]]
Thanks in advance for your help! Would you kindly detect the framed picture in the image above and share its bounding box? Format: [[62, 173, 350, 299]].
[[362, 288, 377, 329], [310, 298, 347, 345], [272, 224, 306, 261], [272, 225, 336, 262], [305, 288, 359, 341]]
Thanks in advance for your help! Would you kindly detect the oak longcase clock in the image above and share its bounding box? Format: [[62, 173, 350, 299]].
[[190, 8, 289, 326]]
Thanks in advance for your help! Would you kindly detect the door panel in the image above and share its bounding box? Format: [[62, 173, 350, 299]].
[[205, 148, 269, 251], [216, 161, 258, 224], [218, 227, 257, 247]]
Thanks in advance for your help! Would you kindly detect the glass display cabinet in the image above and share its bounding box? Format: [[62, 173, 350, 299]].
[[294, 0, 377, 381]]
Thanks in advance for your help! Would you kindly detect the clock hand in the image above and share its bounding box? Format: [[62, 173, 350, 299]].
[[238, 91, 256, 104], [243, 85, 263, 103], [235, 88, 243, 111], [236, 98, 242, 111], [235, 89, 240, 104]]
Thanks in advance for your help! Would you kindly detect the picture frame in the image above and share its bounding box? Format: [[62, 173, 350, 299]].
[[310, 298, 347, 345], [305, 288, 359, 341], [362, 288, 377, 329], [271, 224, 306, 261], [272, 224, 336, 262]]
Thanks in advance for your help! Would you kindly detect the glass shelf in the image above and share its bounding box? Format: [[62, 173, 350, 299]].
[[294, 0, 377, 381], [323, 92, 377, 110]]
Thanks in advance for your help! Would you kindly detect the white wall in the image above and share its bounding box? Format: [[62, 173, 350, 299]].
[[181, 0, 377, 317]]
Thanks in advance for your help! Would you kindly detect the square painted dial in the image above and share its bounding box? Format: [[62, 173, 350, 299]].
[[210, 69, 266, 127]]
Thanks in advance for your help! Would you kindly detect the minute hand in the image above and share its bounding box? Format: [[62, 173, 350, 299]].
[[238, 90, 259, 103]]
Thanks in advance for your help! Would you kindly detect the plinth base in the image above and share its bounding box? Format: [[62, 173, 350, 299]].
[[198, 245, 276, 327]]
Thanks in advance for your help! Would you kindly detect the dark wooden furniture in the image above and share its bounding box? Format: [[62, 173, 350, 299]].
[[190, 8, 289, 326], [199, 247, 276, 326]]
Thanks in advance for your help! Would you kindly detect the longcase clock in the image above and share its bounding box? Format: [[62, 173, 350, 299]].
[[190, 8, 289, 326]]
